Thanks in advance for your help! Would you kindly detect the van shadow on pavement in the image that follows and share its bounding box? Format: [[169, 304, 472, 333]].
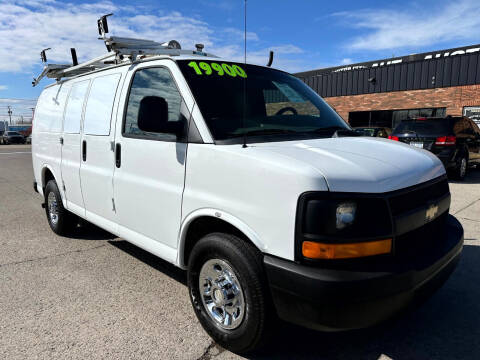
[[106, 233, 480, 359], [108, 240, 187, 286], [67, 220, 117, 241]]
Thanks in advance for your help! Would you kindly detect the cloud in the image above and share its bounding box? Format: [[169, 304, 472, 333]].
[[335, 0, 480, 51], [340, 58, 352, 65], [211, 44, 305, 72], [0, 0, 306, 74], [0, 85, 7, 90], [223, 27, 259, 42], [0, 98, 36, 104]]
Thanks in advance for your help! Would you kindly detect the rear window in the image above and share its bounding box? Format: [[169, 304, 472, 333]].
[[64, 80, 90, 134], [8, 131, 21, 135], [35, 83, 71, 133], [84, 73, 121, 136], [393, 119, 451, 135]]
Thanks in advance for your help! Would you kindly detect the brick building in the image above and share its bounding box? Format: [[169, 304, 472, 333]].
[[295, 44, 480, 130]]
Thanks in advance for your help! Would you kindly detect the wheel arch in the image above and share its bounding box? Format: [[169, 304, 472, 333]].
[[177, 209, 265, 269], [41, 165, 66, 206]]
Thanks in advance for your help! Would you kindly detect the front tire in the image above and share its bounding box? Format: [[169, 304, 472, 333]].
[[187, 233, 272, 354], [44, 180, 77, 235]]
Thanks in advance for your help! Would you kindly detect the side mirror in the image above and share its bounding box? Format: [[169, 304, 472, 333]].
[[137, 96, 184, 137]]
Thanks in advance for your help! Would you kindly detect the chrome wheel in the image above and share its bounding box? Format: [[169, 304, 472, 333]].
[[460, 157, 467, 178], [199, 259, 245, 330], [47, 192, 59, 225]]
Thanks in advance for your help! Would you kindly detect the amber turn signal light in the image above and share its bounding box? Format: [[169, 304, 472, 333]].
[[302, 239, 392, 260]]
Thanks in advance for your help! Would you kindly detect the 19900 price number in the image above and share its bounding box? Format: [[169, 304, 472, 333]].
[[187, 61, 247, 78]]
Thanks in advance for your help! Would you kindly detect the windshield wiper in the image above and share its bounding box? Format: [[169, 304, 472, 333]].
[[228, 128, 298, 138], [304, 126, 359, 137], [306, 126, 348, 134]]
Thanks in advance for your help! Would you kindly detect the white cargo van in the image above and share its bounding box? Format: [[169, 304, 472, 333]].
[[32, 34, 463, 353]]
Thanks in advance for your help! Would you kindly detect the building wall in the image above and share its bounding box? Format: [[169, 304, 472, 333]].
[[323, 84, 480, 122]]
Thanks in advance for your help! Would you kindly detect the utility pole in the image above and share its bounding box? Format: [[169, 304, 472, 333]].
[[7, 106, 12, 127], [29, 107, 35, 124]]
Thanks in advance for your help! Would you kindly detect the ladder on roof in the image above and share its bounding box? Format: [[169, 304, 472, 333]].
[[32, 13, 216, 87]]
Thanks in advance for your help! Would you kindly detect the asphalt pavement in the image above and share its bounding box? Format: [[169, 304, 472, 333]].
[[0, 144, 479, 360]]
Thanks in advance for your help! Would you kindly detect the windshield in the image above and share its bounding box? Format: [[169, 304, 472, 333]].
[[8, 131, 21, 135], [178, 60, 349, 142], [393, 119, 452, 136]]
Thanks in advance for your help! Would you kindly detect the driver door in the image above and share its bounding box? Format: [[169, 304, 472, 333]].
[[113, 63, 192, 262]]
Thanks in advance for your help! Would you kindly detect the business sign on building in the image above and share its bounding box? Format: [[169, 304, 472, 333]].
[[298, 44, 480, 76], [463, 106, 480, 126]]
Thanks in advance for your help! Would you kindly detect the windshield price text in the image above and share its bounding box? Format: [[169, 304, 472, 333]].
[[187, 61, 247, 78]]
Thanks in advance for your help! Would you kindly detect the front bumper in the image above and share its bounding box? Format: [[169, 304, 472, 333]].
[[264, 214, 463, 331]]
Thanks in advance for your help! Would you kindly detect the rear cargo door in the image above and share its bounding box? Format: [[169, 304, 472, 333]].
[[60, 79, 90, 216], [79, 71, 123, 234]]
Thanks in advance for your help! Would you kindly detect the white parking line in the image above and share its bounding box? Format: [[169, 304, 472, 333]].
[[0, 151, 32, 155]]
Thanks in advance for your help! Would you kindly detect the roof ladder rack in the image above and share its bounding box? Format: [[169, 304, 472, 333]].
[[33, 13, 216, 87]]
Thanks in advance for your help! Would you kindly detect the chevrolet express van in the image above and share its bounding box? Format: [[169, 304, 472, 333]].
[[32, 55, 464, 353]]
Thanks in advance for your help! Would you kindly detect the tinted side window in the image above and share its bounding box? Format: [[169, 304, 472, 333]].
[[472, 121, 480, 135], [64, 80, 90, 134], [454, 118, 471, 136], [124, 67, 184, 141], [465, 119, 474, 135], [84, 73, 121, 136]]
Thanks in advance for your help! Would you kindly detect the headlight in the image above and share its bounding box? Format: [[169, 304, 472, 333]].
[[336, 202, 356, 229], [296, 192, 392, 261]]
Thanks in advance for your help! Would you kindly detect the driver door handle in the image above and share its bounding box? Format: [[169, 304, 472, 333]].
[[82, 140, 87, 161], [115, 143, 121, 168]]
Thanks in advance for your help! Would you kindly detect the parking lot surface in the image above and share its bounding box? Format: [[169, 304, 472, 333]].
[[1, 144, 479, 360]]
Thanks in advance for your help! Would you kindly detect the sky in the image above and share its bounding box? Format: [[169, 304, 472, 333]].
[[1, 0, 480, 122]]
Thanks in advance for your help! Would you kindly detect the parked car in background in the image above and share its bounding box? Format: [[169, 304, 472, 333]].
[[389, 116, 480, 179], [0, 131, 26, 145], [354, 127, 391, 138]]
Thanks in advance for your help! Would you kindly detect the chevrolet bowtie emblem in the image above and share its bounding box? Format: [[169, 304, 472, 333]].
[[426, 204, 439, 222]]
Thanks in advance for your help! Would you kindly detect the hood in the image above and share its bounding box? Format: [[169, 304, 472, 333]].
[[252, 137, 445, 193]]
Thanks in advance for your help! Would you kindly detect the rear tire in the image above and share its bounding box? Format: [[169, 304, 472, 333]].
[[187, 233, 272, 354], [452, 154, 468, 180], [44, 180, 77, 235]]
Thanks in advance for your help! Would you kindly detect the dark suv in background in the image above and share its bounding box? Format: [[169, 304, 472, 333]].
[[389, 116, 480, 180], [0, 131, 26, 145]]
